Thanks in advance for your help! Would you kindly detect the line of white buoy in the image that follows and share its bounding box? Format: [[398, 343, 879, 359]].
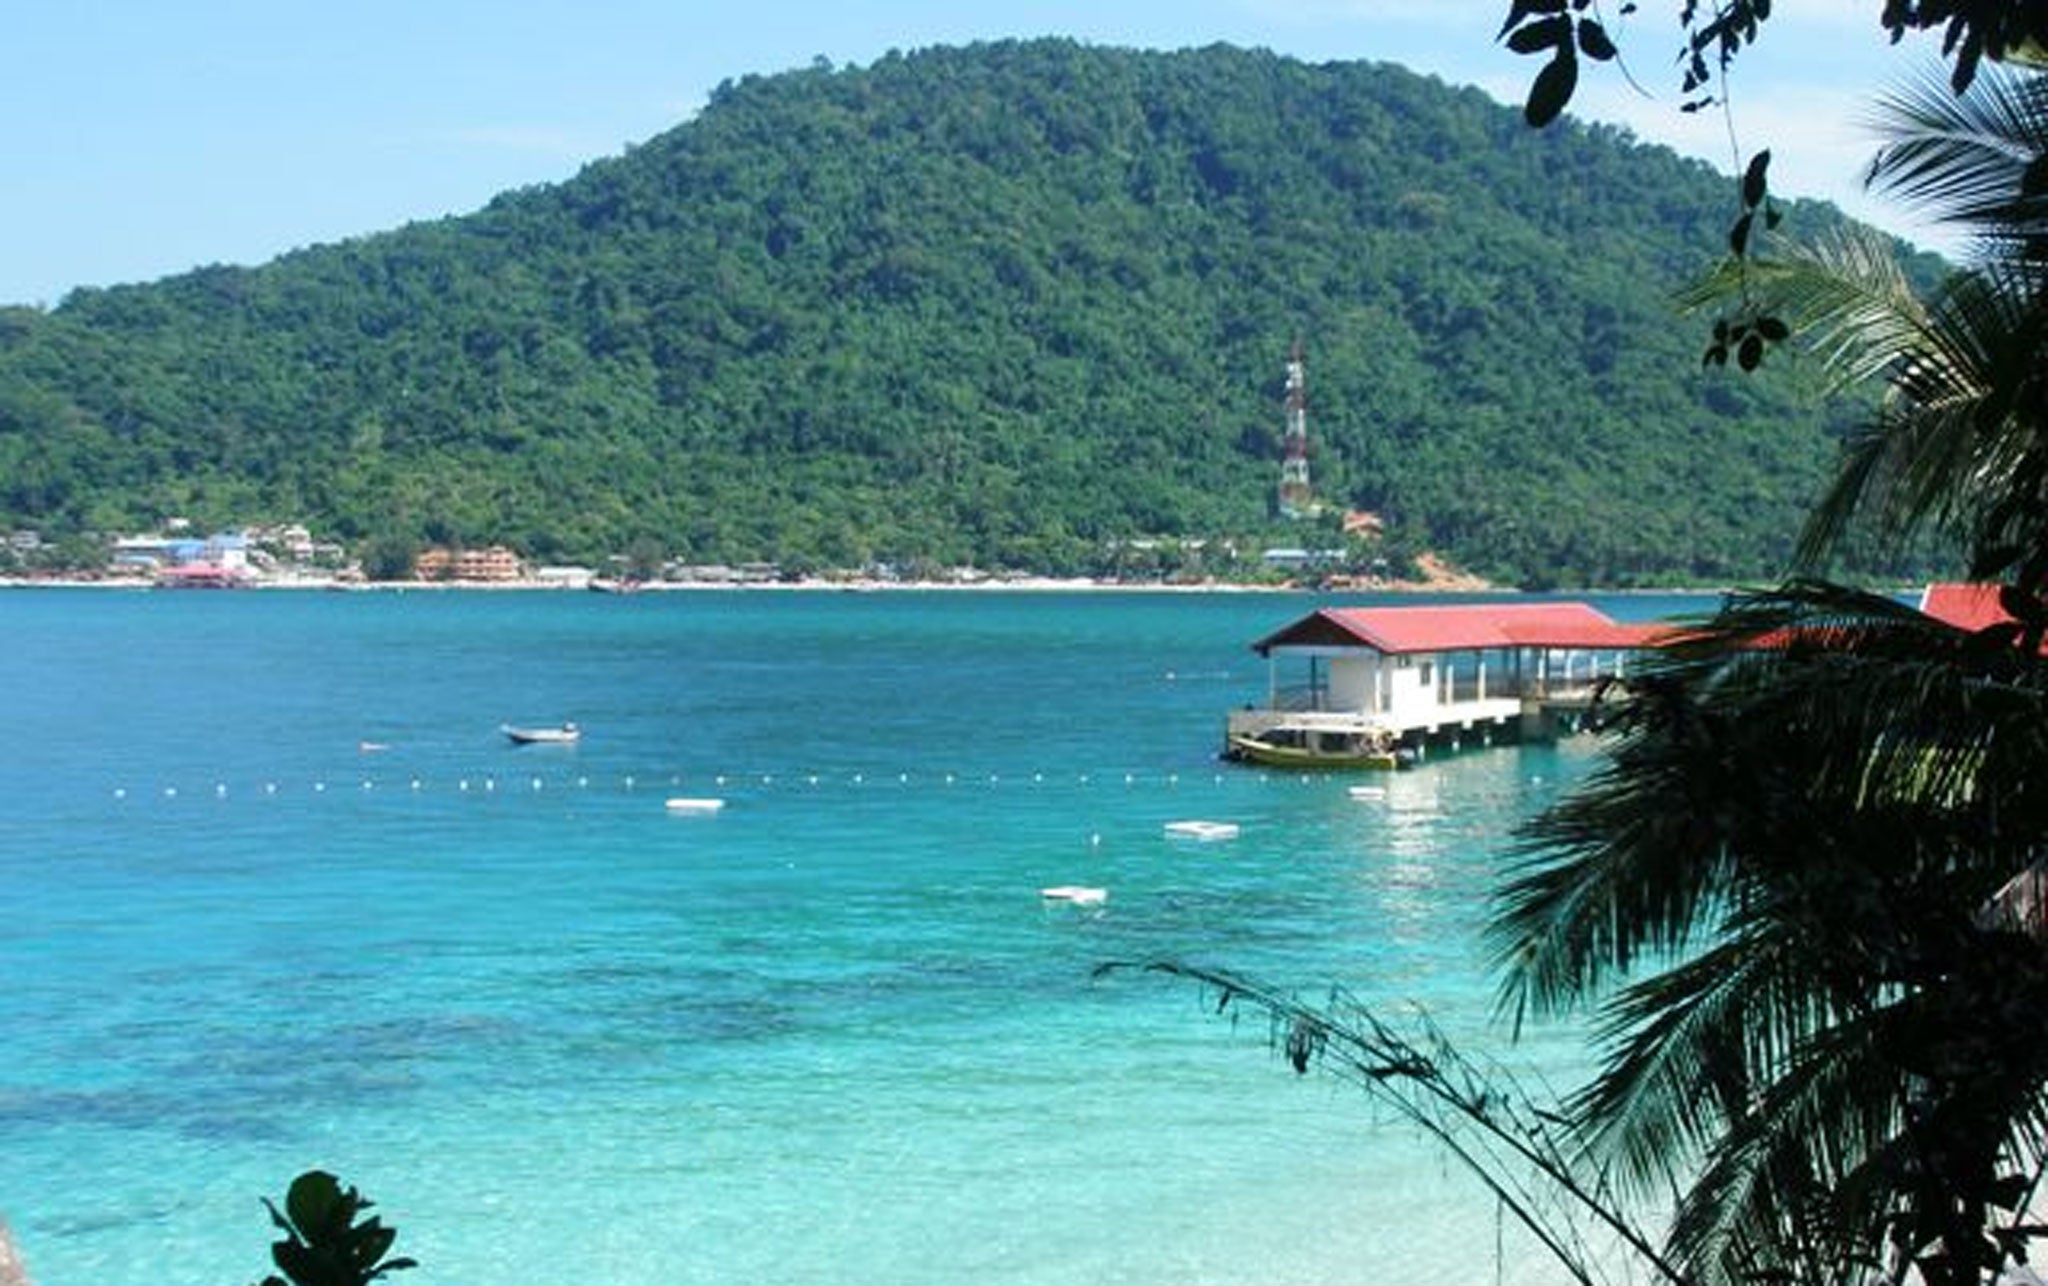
[[108, 768, 1382, 805]]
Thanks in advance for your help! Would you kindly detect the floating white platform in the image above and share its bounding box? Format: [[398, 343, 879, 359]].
[[664, 797, 726, 814], [1164, 820, 1240, 841], [1041, 885, 1108, 905]]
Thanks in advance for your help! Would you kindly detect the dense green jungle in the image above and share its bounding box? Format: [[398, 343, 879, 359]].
[[0, 39, 1940, 585]]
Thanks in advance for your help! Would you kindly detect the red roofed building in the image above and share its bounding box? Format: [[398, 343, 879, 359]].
[[1251, 601, 1667, 656], [1920, 582, 2011, 633], [1227, 599, 1669, 765]]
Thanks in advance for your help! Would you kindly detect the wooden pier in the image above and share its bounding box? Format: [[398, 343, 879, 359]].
[[1225, 602, 1666, 765]]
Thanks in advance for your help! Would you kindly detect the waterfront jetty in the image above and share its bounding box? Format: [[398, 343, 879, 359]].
[[1225, 600, 1667, 765]]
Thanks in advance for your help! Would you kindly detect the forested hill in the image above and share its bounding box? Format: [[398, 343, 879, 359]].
[[0, 39, 1905, 585]]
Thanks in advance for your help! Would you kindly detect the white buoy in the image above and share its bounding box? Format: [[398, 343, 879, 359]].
[[114, 788, 127, 800], [665, 797, 726, 814]]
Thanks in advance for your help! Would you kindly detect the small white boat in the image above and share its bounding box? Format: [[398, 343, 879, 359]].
[[1164, 819, 1240, 841], [503, 723, 580, 745], [1041, 885, 1108, 905], [664, 797, 726, 814], [1346, 785, 1386, 801]]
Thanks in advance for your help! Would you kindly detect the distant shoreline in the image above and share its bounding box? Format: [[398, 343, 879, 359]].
[[0, 574, 1765, 596], [0, 574, 1312, 594]]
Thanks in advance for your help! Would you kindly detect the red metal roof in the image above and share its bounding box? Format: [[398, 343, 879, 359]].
[[1253, 585, 2020, 661], [1920, 582, 2011, 632], [1254, 601, 1666, 656]]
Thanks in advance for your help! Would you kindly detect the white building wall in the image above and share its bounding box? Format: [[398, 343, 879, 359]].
[[1251, 646, 1533, 742], [1387, 655, 1443, 726], [1327, 655, 1378, 713]]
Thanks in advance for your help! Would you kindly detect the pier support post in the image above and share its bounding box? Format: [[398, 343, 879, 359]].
[[1520, 698, 1559, 743]]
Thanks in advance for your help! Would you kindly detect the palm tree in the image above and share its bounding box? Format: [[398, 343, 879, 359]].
[[1494, 63, 2048, 1286], [1497, 580, 2048, 1286]]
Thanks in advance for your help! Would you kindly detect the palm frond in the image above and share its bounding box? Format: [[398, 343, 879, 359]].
[[1566, 937, 1797, 1197], [1104, 960, 1691, 1286], [1493, 582, 2001, 1023], [1667, 1017, 1914, 1286], [1864, 64, 2048, 262]]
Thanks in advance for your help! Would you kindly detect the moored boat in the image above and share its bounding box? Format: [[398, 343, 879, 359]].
[[1225, 729, 1402, 771], [503, 722, 580, 745]]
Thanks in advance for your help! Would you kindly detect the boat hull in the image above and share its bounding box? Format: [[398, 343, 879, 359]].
[[1225, 734, 1400, 771], [503, 724, 580, 745]]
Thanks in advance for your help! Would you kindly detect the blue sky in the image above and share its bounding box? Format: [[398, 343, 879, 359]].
[[3, 1, 1942, 307]]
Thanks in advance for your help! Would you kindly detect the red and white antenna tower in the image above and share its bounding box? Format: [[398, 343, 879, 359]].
[[1277, 339, 1314, 518]]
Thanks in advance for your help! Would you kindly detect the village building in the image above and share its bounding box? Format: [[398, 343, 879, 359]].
[[414, 545, 524, 582]]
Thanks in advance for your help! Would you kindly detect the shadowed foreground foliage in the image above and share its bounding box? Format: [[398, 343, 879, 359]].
[[258, 1171, 415, 1286]]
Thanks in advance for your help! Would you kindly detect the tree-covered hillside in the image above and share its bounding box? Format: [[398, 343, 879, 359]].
[[0, 40, 1912, 584]]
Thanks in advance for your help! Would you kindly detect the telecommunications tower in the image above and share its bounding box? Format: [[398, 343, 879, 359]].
[[1277, 340, 1314, 518]]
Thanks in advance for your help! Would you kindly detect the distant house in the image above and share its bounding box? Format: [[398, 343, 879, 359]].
[[414, 545, 524, 582], [534, 565, 596, 590], [113, 530, 250, 579], [153, 561, 249, 589], [205, 530, 250, 570], [1225, 600, 1667, 764], [1259, 547, 1346, 571]]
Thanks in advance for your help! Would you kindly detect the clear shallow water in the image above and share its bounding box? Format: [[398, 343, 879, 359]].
[[0, 588, 1698, 1284]]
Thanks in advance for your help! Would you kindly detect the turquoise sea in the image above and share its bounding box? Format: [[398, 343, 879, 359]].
[[0, 588, 1697, 1285]]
